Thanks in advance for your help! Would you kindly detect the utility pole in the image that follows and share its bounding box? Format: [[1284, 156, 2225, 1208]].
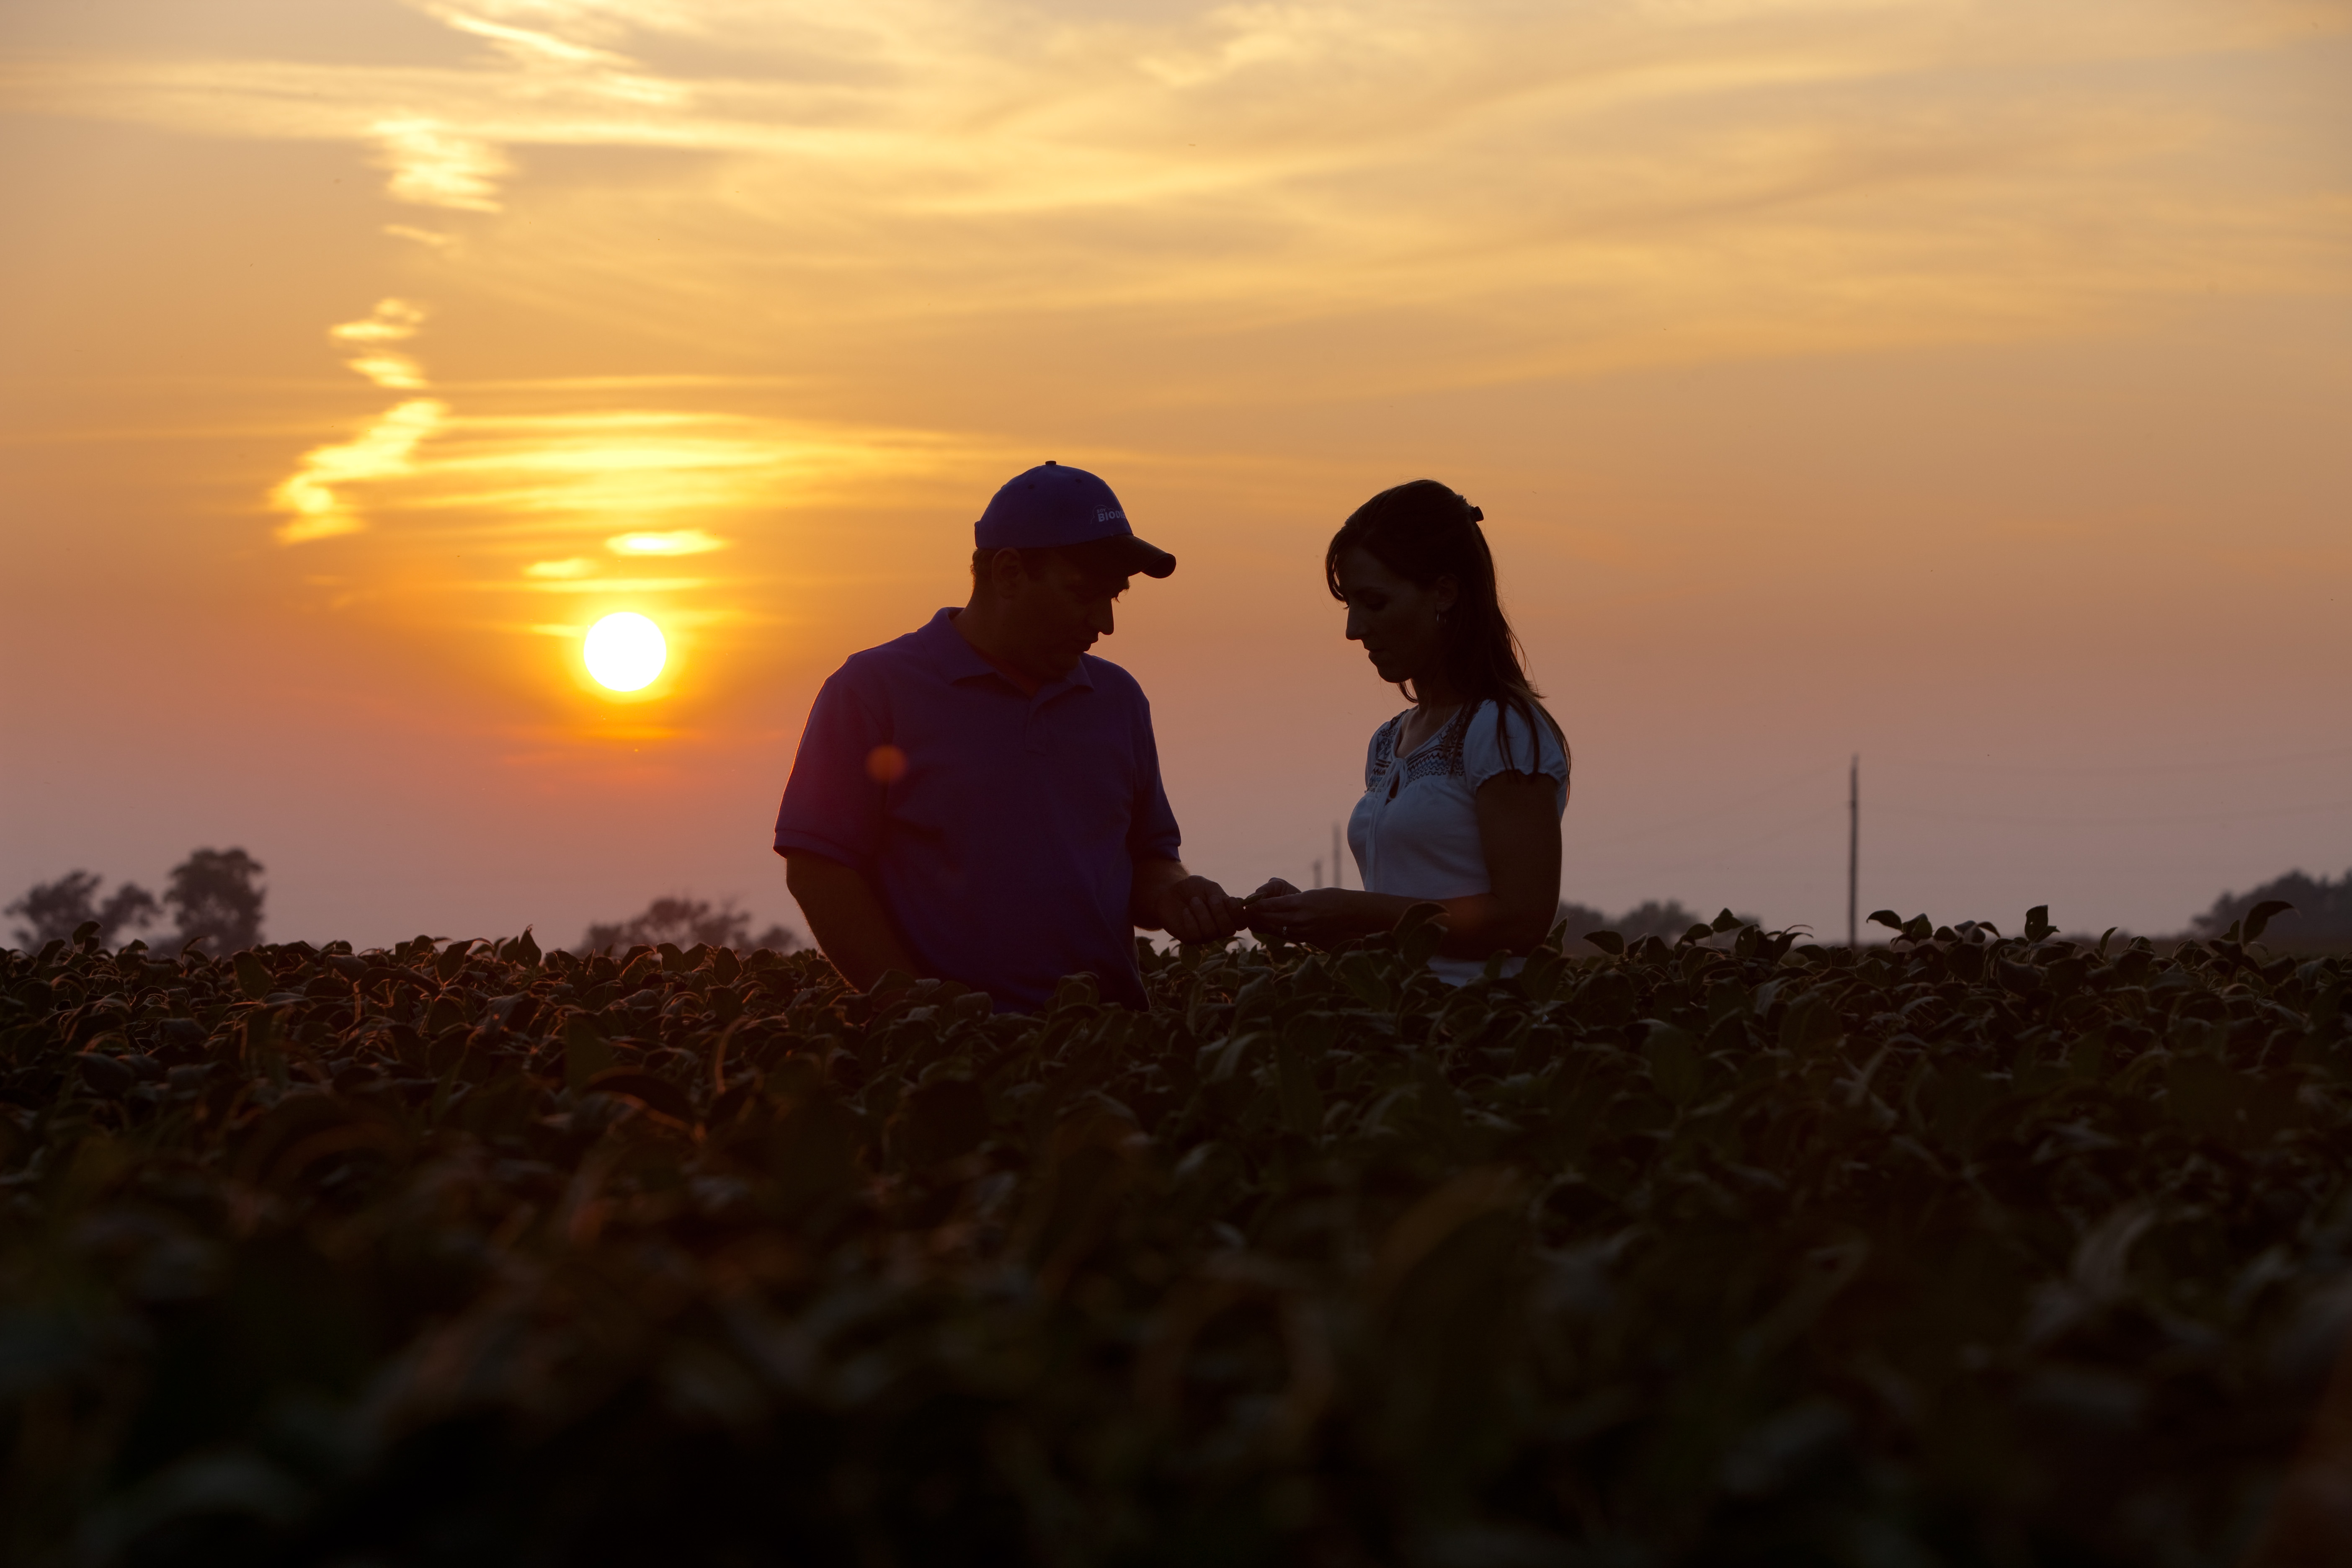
[[1332, 823, 1345, 890], [1847, 755, 1859, 949]]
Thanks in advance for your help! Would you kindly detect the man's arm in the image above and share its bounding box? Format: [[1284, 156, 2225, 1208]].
[[783, 851, 921, 991], [1131, 856, 1244, 945]]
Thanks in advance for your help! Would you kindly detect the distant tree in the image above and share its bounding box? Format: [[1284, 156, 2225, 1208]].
[[5, 871, 158, 949], [1612, 900, 1711, 943], [163, 848, 266, 954], [1556, 898, 1765, 947], [576, 895, 804, 957], [1557, 901, 1613, 939], [2192, 869, 2351, 946]]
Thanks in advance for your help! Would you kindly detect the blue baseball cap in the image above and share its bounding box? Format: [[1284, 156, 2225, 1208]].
[[974, 461, 1176, 579]]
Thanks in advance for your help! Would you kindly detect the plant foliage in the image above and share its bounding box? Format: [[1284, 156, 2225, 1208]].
[[2, 908, 2349, 1565]]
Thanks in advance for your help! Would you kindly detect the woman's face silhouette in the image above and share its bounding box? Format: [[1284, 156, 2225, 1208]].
[[1335, 546, 1457, 690]]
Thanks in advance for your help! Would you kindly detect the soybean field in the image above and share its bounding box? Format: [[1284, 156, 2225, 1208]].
[[3, 905, 2349, 1565]]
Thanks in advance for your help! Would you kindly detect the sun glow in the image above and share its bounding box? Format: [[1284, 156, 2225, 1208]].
[[583, 611, 666, 692], [608, 529, 725, 556]]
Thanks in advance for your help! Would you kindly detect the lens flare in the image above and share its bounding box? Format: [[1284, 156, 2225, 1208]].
[[583, 612, 666, 692]]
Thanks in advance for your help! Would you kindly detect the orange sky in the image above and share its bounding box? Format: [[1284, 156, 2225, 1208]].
[[4, 0, 2349, 950]]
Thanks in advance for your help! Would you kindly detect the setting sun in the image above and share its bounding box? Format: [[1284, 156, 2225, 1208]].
[[583, 613, 666, 693]]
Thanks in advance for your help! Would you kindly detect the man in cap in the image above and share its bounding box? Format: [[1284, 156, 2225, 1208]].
[[773, 461, 1244, 1011]]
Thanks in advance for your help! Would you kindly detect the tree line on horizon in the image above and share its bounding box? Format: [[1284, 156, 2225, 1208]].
[[1561, 868, 2352, 952], [2190, 867, 2352, 947], [3, 849, 264, 954], [9, 857, 2347, 957], [573, 895, 802, 958]]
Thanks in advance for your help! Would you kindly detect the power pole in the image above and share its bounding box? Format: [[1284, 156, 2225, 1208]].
[[1847, 755, 1859, 949], [1332, 823, 1345, 890]]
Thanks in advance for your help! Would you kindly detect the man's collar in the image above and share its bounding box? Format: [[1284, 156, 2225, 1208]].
[[922, 607, 1094, 695], [923, 607, 996, 682]]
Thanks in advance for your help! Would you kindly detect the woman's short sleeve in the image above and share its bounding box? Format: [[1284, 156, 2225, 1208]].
[[1462, 699, 1569, 795]]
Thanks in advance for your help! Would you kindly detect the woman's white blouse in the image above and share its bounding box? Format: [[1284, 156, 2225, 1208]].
[[1347, 699, 1570, 985]]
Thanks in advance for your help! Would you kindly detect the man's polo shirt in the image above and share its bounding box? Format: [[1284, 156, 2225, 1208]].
[[772, 608, 1182, 1011]]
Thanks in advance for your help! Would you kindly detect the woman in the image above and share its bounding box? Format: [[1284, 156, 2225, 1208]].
[[1246, 480, 1568, 983]]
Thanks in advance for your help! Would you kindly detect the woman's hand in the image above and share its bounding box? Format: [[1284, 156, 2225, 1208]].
[[1244, 882, 1372, 947]]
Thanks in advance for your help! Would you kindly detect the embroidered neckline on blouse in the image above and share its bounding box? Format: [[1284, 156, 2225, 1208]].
[[1367, 704, 1472, 793]]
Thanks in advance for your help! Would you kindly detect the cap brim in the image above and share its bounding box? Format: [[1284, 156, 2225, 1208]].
[[1104, 534, 1176, 580]]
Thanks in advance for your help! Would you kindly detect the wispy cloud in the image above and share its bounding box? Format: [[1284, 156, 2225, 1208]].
[[384, 224, 462, 250], [262, 397, 990, 634], [18, 0, 2349, 647], [365, 410, 985, 537], [512, 575, 716, 595], [55, 0, 2333, 396], [271, 300, 445, 542], [327, 297, 431, 389], [272, 399, 450, 544], [371, 119, 511, 211], [608, 529, 726, 555]]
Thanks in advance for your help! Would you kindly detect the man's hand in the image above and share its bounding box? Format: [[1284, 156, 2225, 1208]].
[[1133, 858, 1243, 944], [1161, 874, 1245, 944]]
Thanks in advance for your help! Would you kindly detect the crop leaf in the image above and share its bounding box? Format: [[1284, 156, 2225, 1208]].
[[565, 1014, 614, 1096], [1336, 952, 1393, 1011], [234, 952, 274, 1001], [1395, 902, 1449, 971], [1276, 1037, 1324, 1139], [2244, 900, 2296, 945], [1519, 947, 1568, 1005], [1779, 993, 1842, 1055], [1645, 1022, 1705, 1106]]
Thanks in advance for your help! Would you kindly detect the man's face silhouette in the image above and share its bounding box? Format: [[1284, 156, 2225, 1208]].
[[983, 548, 1131, 681]]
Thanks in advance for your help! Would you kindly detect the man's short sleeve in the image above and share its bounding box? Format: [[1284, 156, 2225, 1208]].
[[773, 669, 888, 867], [1126, 689, 1182, 862]]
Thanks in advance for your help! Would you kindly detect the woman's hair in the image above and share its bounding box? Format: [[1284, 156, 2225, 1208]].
[[1326, 479, 1565, 771]]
